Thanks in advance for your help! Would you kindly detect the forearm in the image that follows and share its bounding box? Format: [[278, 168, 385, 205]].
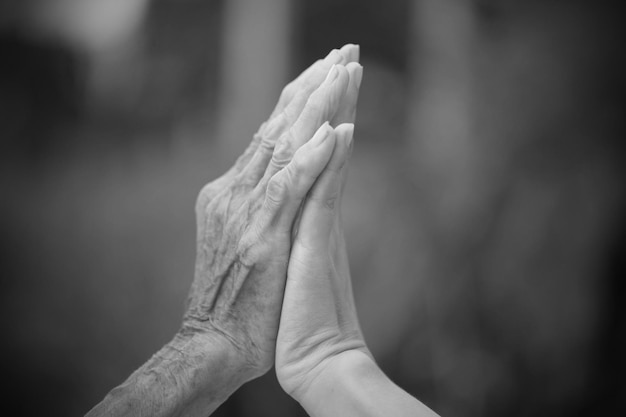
[[297, 350, 439, 417], [85, 331, 252, 417]]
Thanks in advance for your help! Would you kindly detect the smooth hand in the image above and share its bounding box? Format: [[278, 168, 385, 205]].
[[275, 61, 439, 417], [274, 121, 368, 397]]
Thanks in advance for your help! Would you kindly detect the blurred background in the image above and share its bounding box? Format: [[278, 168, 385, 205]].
[[1, 0, 625, 416]]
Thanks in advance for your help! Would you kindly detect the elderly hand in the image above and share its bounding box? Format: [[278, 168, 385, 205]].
[[183, 44, 361, 380]]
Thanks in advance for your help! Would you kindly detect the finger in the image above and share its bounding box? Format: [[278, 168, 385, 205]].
[[239, 68, 334, 186], [243, 66, 332, 185], [338, 43, 360, 64], [269, 44, 359, 120], [296, 123, 354, 247], [334, 64, 362, 194], [236, 110, 296, 185], [290, 64, 349, 145], [239, 44, 357, 181], [270, 49, 341, 120], [232, 50, 340, 183], [263, 60, 353, 155], [330, 62, 363, 126], [238, 56, 352, 185], [260, 123, 336, 234], [231, 45, 359, 179], [267, 62, 359, 196], [261, 64, 349, 183]]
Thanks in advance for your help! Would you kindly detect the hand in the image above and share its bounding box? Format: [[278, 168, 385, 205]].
[[183, 44, 361, 381], [274, 65, 439, 417], [274, 122, 369, 398]]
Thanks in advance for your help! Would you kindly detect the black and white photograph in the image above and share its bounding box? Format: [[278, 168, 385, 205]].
[[1, 1, 624, 416]]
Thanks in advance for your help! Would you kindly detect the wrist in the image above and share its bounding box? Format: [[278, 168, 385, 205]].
[[293, 349, 374, 409], [86, 330, 256, 417], [293, 349, 437, 417], [174, 328, 258, 391], [157, 330, 256, 416]]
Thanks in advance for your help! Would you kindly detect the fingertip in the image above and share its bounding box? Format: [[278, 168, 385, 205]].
[[353, 44, 360, 62], [332, 65, 351, 97], [315, 63, 350, 128], [310, 121, 335, 149], [339, 43, 360, 63], [296, 122, 336, 175], [327, 123, 353, 170], [328, 64, 359, 126], [288, 122, 335, 171], [334, 123, 355, 148], [335, 64, 350, 81], [322, 63, 349, 89], [323, 48, 343, 65], [345, 62, 363, 90]]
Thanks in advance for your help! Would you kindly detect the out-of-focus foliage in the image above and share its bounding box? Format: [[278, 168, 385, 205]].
[[0, 0, 624, 416]]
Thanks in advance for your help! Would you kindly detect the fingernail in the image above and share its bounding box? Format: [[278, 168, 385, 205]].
[[353, 64, 363, 89], [325, 65, 339, 83], [313, 122, 332, 146]]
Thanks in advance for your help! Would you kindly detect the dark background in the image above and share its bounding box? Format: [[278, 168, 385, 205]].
[[1, 0, 625, 416]]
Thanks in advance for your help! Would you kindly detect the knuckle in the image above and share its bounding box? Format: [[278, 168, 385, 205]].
[[285, 157, 304, 183], [265, 174, 289, 206], [239, 227, 274, 265], [258, 136, 276, 154], [270, 133, 294, 170], [290, 147, 313, 176], [195, 182, 219, 212], [237, 231, 259, 263], [263, 113, 289, 145]]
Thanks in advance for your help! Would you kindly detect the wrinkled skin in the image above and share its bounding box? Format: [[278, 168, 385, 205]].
[[182, 44, 363, 378]]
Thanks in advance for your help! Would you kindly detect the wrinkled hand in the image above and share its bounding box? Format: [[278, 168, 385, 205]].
[[275, 76, 368, 399], [182, 44, 362, 380]]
